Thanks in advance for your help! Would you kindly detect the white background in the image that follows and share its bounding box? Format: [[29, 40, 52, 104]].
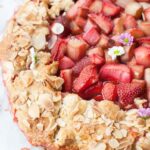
[[0, 0, 43, 150]]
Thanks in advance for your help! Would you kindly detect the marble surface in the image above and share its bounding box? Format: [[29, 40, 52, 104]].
[[0, 1, 43, 150]]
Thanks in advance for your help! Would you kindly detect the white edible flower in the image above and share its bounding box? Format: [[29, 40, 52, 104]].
[[30, 47, 37, 70], [108, 46, 125, 60], [51, 23, 64, 35]]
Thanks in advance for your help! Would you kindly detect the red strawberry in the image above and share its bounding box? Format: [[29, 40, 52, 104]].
[[139, 22, 150, 36], [67, 37, 88, 61], [93, 94, 103, 101], [72, 56, 91, 75], [128, 28, 145, 39], [89, 13, 113, 34], [89, 0, 103, 13], [132, 79, 146, 89], [100, 64, 132, 83], [60, 69, 73, 92], [117, 83, 145, 109], [144, 68, 150, 100], [97, 34, 109, 48], [51, 38, 67, 61], [123, 15, 137, 29], [78, 7, 89, 18], [83, 27, 100, 46], [102, 82, 117, 101], [79, 82, 103, 99], [87, 47, 104, 57], [70, 21, 82, 35], [90, 54, 105, 66], [102, 1, 121, 17], [84, 19, 98, 33], [136, 37, 150, 46], [75, 16, 86, 28], [144, 8, 150, 22], [73, 65, 99, 92], [134, 46, 150, 67], [59, 56, 75, 70]]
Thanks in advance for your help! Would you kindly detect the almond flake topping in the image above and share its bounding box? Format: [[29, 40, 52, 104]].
[[108, 139, 120, 148]]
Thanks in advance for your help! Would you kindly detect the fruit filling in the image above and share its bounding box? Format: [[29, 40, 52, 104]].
[[46, 0, 150, 110]]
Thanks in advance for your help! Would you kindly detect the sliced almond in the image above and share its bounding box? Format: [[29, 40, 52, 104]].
[[94, 143, 106, 150], [108, 139, 120, 149], [28, 103, 40, 120], [113, 129, 123, 139]]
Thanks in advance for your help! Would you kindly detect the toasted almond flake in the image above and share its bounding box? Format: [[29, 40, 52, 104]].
[[51, 23, 64, 35], [108, 139, 120, 148], [28, 104, 40, 120], [94, 143, 106, 150], [113, 129, 123, 139], [22, 119, 30, 128], [105, 127, 113, 136], [57, 118, 66, 127], [36, 123, 44, 131], [96, 135, 103, 141], [48, 34, 58, 49], [120, 129, 128, 137]]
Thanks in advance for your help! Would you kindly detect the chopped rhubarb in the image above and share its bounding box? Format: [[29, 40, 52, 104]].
[[73, 65, 99, 92], [86, 47, 104, 57], [89, 0, 103, 13], [128, 28, 145, 39], [97, 34, 110, 48], [123, 15, 137, 29], [70, 21, 82, 35], [89, 54, 105, 66], [144, 68, 150, 100], [144, 8, 150, 22], [78, 7, 89, 18], [84, 19, 98, 33], [139, 22, 150, 36], [75, 16, 86, 28]]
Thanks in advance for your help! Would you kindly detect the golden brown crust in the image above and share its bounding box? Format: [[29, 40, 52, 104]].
[[1, 0, 150, 150]]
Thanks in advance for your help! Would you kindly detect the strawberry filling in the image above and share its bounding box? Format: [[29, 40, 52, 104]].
[[47, 0, 150, 110]]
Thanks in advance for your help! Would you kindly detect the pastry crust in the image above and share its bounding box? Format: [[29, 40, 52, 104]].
[[0, 0, 150, 150]]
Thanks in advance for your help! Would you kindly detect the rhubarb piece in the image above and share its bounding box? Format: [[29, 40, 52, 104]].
[[117, 82, 145, 109], [59, 56, 75, 70], [84, 19, 98, 32], [79, 82, 103, 99], [89, 13, 113, 34], [102, 1, 121, 17], [144, 68, 150, 100], [78, 7, 89, 18], [129, 65, 144, 79], [89, 0, 102, 13], [134, 46, 150, 67], [83, 28, 100, 46], [97, 34, 109, 48], [102, 82, 117, 101], [113, 17, 124, 34], [67, 37, 88, 61], [116, 0, 135, 8], [123, 15, 137, 29], [51, 38, 67, 61], [125, 2, 143, 19], [128, 28, 145, 38], [60, 69, 73, 92], [139, 22, 150, 36], [75, 16, 86, 28], [100, 64, 132, 83], [132, 79, 146, 89], [144, 8, 150, 21], [136, 37, 150, 46], [70, 21, 82, 35], [87, 47, 104, 57], [127, 57, 137, 66], [89, 54, 105, 66], [73, 65, 99, 92]]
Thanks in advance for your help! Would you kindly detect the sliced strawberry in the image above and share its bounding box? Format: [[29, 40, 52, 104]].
[[78, 7, 89, 18], [134, 46, 150, 67], [89, 0, 103, 13], [123, 15, 137, 29], [72, 56, 91, 76], [67, 37, 88, 61], [97, 34, 109, 48], [90, 54, 105, 66], [139, 22, 150, 36], [89, 13, 113, 34], [144, 68, 150, 100], [79, 82, 103, 99], [100, 64, 132, 83], [59, 56, 75, 70], [83, 27, 100, 46], [75, 16, 86, 28], [93, 94, 103, 101], [117, 82, 145, 109], [67, 0, 93, 20], [144, 8, 150, 22], [73, 65, 99, 92], [127, 57, 137, 66], [102, 82, 117, 101], [70, 21, 82, 35], [128, 28, 145, 39], [132, 79, 146, 89], [51, 38, 67, 61], [129, 65, 144, 79], [136, 0, 150, 2], [136, 37, 150, 46], [84, 19, 98, 32], [60, 69, 73, 92], [86, 47, 104, 57], [102, 1, 121, 17]]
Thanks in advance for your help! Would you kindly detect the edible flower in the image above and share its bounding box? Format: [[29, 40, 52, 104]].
[[108, 46, 125, 60], [30, 47, 38, 70], [138, 108, 150, 119], [119, 32, 134, 46]]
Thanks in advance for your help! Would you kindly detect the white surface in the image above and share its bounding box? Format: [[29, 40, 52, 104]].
[[0, 1, 43, 150]]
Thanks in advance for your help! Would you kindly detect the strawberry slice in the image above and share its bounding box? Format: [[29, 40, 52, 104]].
[[144, 68, 150, 100], [67, 37, 88, 61], [51, 38, 67, 61], [123, 15, 137, 29], [60, 69, 73, 92], [102, 82, 117, 101], [134, 46, 150, 67], [89, 0, 103, 13], [136, 37, 150, 46], [87, 47, 104, 57], [117, 82, 145, 109], [102, 1, 121, 17], [89, 13, 113, 34], [144, 8, 150, 22], [93, 94, 103, 101], [83, 27, 100, 46], [100, 64, 132, 83], [79, 82, 103, 99], [73, 65, 99, 92], [59, 56, 75, 70]]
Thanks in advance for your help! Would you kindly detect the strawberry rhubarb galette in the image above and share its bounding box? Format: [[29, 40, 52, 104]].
[[1, 0, 150, 149]]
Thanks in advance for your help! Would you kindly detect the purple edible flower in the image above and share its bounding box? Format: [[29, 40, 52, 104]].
[[138, 108, 150, 118], [119, 32, 134, 46]]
